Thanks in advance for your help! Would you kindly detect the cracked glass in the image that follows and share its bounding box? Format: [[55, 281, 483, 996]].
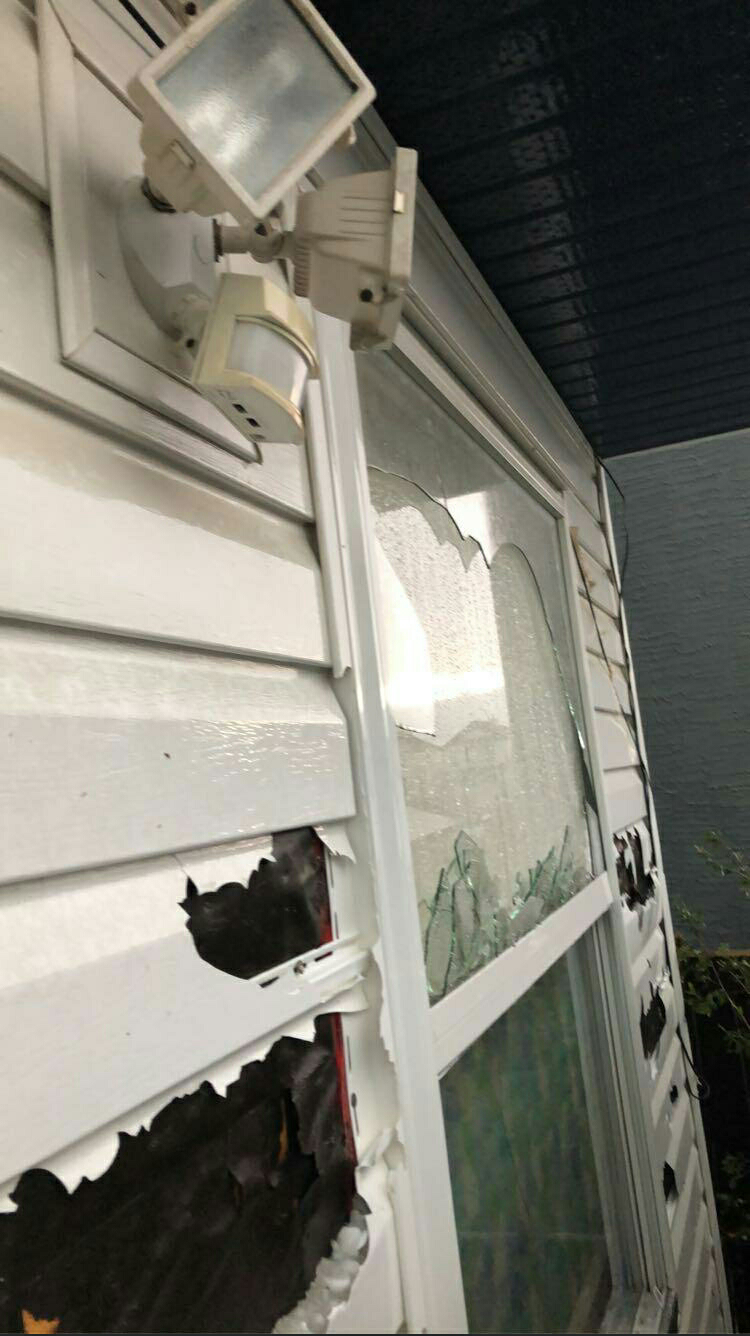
[[359, 353, 599, 1002]]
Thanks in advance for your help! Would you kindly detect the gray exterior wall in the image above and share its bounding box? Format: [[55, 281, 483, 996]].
[[608, 432, 750, 946]]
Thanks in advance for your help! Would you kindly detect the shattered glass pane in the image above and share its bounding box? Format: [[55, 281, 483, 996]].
[[359, 356, 597, 1001], [182, 828, 332, 980], [0, 1017, 357, 1334], [441, 956, 612, 1333]]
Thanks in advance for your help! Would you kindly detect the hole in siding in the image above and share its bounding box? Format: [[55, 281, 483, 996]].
[[663, 1160, 678, 1203], [182, 829, 332, 981], [614, 827, 655, 911], [0, 1018, 357, 1334], [640, 984, 667, 1060]]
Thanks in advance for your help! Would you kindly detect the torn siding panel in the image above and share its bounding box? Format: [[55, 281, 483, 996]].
[[0, 1020, 358, 1334], [174, 837, 275, 895], [663, 1089, 693, 1216], [0, 1016, 321, 1211], [275, 1207, 370, 1334], [0, 846, 368, 1187], [621, 893, 662, 968], [182, 829, 333, 982], [314, 824, 356, 863], [275, 1156, 404, 1335], [0, 625, 355, 884], [594, 480, 730, 1324], [326, 1199, 403, 1335]]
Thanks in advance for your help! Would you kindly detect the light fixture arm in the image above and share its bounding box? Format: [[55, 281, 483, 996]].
[[213, 220, 294, 264]]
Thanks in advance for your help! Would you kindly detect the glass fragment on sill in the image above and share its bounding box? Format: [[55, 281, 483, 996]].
[[182, 827, 332, 980], [0, 1018, 357, 1335]]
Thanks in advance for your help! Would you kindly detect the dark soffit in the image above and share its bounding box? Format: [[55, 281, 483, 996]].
[[315, 0, 750, 457]]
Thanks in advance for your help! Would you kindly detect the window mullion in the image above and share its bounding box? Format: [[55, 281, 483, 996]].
[[314, 309, 468, 1334]]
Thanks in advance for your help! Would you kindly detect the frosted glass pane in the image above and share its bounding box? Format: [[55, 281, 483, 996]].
[[441, 955, 611, 1333], [228, 322, 309, 407], [158, 0, 354, 201], [360, 354, 597, 1001]]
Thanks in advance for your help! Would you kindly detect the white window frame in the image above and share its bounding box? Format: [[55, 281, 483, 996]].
[[314, 308, 670, 1332]]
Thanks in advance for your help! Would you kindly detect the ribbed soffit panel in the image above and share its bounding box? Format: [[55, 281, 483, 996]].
[[315, 0, 750, 457]]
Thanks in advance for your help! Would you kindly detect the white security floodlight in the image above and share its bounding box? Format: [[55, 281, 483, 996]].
[[121, 0, 417, 448], [292, 148, 418, 349], [191, 273, 318, 447], [128, 0, 375, 224]]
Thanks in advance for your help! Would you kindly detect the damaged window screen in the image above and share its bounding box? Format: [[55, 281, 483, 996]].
[[441, 953, 611, 1334], [358, 354, 596, 1001], [0, 1017, 358, 1335]]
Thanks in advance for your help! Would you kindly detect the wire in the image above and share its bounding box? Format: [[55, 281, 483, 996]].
[[117, 0, 165, 48], [597, 455, 630, 591], [677, 1023, 710, 1101]]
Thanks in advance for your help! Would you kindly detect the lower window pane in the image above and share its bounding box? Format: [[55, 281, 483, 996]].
[[440, 953, 612, 1334]]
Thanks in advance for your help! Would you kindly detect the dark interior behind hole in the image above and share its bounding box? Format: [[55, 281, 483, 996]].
[[181, 828, 332, 980], [0, 1018, 356, 1334]]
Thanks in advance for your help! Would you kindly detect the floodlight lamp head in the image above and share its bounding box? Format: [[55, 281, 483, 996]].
[[190, 272, 318, 449], [128, 0, 375, 224], [292, 148, 418, 350]]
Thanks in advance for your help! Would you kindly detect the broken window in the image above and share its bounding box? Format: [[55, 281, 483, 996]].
[[440, 954, 612, 1333], [360, 356, 598, 1001], [0, 1018, 357, 1335], [182, 828, 332, 981]]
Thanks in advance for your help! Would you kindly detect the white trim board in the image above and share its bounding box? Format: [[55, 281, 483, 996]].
[[315, 309, 468, 1333], [0, 173, 313, 519], [38, 0, 263, 458], [0, 842, 368, 1186], [0, 2, 48, 201]]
